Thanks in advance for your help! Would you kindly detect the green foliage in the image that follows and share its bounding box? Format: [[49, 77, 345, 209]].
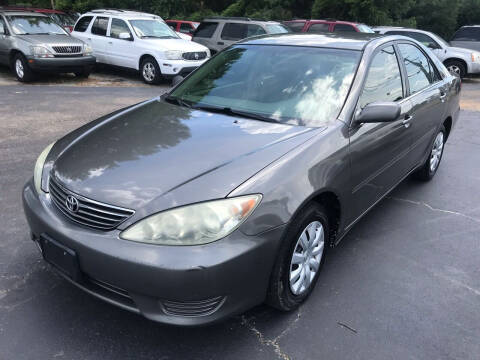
[[8, 0, 479, 38]]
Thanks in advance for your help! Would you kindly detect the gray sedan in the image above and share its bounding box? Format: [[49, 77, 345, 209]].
[[23, 33, 460, 326]]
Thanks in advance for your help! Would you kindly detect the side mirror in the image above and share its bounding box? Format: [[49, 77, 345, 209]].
[[427, 43, 439, 50], [119, 32, 132, 40], [172, 75, 184, 87], [355, 102, 401, 124]]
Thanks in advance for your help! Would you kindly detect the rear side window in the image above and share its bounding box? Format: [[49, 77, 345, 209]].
[[358, 45, 403, 108], [398, 43, 435, 94], [451, 27, 480, 41], [334, 24, 356, 32], [221, 22, 248, 40], [166, 21, 176, 30], [247, 24, 266, 37], [180, 22, 192, 33], [307, 23, 329, 33], [91, 16, 109, 36], [194, 22, 218, 38], [74, 16, 93, 32], [284, 21, 305, 32]]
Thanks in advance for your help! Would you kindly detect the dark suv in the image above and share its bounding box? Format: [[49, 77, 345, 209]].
[[283, 19, 374, 34], [192, 17, 289, 53]]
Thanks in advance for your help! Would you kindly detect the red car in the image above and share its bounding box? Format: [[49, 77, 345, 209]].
[[0, 6, 76, 32], [166, 20, 200, 37], [283, 19, 374, 34]]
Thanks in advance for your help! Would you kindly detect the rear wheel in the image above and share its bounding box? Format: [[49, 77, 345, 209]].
[[266, 203, 329, 311], [13, 53, 35, 82], [414, 125, 446, 181], [75, 67, 92, 78], [140, 57, 161, 84], [444, 60, 466, 78]]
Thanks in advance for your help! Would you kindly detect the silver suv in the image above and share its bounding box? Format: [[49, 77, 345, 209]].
[[451, 25, 480, 52], [192, 16, 289, 54], [0, 10, 95, 82]]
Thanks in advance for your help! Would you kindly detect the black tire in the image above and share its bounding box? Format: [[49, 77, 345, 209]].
[[75, 67, 92, 78], [266, 203, 329, 311], [12, 53, 35, 82], [140, 56, 161, 84], [414, 125, 446, 181], [444, 59, 466, 78]]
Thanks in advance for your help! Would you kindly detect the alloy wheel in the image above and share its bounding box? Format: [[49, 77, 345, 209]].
[[447, 65, 461, 76], [142, 62, 155, 82], [289, 221, 325, 295], [15, 59, 24, 79], [430, 132, 444, 172]]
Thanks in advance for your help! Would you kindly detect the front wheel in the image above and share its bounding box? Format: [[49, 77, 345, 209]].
[[140, 57, 161, 85], [414, 125, 446, 181], [444, 60, 466, 78], [75, 67, 92, 78], [13, 54, 35, 82], [266, 203, 329, 311]]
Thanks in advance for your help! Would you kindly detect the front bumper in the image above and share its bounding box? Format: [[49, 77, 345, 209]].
[[468, 61, 480, 74], [26, 55, 96, 73], [22, 179, 284, 326], [158, 58, 207, 77]]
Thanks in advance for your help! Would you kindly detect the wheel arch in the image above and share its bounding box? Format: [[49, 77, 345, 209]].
[[9, 49, 23, 68], [443, 116, 452, 142], [443, 58, 468, 73], [138, 53, 158, 71]]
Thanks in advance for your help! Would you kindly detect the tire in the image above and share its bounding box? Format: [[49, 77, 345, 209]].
[[13, 53, 35, 82], [266, 203, 329, 311], [414, 125, 446, 181], [444, 59, 466, 78], [75, 67, 92, 78], [140, 56, 161, 84]]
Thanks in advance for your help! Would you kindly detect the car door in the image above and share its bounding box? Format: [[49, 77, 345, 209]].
[[396, 42, 447, 168], [106, 17, 136, 69], [88, 16, 110, 63], [305, 22, 330, 33], [71, 15, 93, 44], [219, 22, 250, 49], [0, 16, 10, 65], [333, 23, 357, 32], [348, 44, 414, 220]]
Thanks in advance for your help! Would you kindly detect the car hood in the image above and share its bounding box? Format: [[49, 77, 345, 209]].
[[140, 37, 207, 52], [16, 34, 84, 45], [447, 46, 478, 57], [51, 99, 318, 211]]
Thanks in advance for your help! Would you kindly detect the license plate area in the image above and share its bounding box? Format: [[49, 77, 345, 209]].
[[39, 234, 81, 282]]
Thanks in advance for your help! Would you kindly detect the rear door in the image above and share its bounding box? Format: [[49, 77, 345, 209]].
[[396, 42, 447, 167], [219, 22, 249, 49], [89, 16, 110, 63], [106, 17, 136, 69], [450, 27, 480, 51], [333, 23, 357, 32], [348, 44, 413, 221], [305, 22, 330, 33], [192, 21, 219, 52], [284, 21, 306, 32]]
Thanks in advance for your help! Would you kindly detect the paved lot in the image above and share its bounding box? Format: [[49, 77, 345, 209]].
[[1, 73, 480, 360]]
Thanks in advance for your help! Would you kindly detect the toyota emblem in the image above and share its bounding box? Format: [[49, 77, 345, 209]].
[[65, 195, 79, 213]]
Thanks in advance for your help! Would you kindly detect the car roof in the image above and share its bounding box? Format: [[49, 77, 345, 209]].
[[0, 6, 65, 14], [0, 10, 48, 17], [238, 33, 382, 51], [202, 16, 281, 25], [83, 9, 163, 20], [285, 19, 366, 26]]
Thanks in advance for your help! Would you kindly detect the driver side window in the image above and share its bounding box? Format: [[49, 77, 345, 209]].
[[358, 45, 404, 109], [0, 17, 6, 35]]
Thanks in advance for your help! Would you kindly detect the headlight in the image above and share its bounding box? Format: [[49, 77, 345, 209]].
[[471, 52, 480, 62], [31, 45, 54, 58], [120, 194, 262, 245], [164, 50, 183, 60], [83, 44, 93, 55], [34, 142, 55, 194]]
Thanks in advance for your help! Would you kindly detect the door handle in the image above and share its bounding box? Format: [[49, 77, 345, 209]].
[[402, 115, 412, 128], [217, 41, 224, 45], [108, 41, 113, 44], [439, 91, 447, 102], [87, 37, 92, 41]]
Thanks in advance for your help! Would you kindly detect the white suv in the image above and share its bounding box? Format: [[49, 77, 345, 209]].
[[72, 9, 210, 84], [374, 26, 480, 78]]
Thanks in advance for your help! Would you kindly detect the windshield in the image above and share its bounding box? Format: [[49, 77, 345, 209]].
[[170, 45, 360, 127], [129, 19, 179, 39], [434, 34, 450, 47], [7, 15, 68, 35], [51, 13, 76, 26], [265, 24, 290, 34], [357, 24, 375, 33]]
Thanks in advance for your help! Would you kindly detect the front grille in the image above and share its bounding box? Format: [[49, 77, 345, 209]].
[[52, 45, 82, 54], [49, 176, 135, 230], [182, 51, 207, 61], [161, 296, 225, 317]]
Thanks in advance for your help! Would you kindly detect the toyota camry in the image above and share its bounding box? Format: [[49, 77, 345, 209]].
[[23, 33, 460, 326]]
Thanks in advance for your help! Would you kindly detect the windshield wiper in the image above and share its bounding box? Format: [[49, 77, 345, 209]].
[[163, 95, 192, 108], [192, 104, 279, 123]]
